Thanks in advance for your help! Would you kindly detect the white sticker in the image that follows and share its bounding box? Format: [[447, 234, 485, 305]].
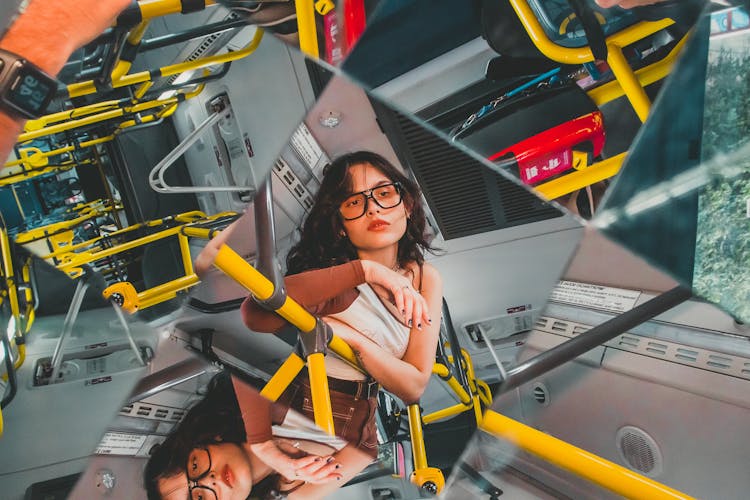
[[290, 123, 324, 171], [550, 281, 641, 313], [95, 432, 148, 456]]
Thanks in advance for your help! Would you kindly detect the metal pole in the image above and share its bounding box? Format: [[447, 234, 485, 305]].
[[127, 357, 216, 404], [253, 175, 279, 282], [498, 286, 692, 395], [49, 280, 90, 383]]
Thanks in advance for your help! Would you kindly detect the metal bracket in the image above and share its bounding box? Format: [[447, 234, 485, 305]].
[[296, 319, 332, 359], [148, 94, 255, 194]]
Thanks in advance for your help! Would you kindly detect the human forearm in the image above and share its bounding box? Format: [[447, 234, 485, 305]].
[[0, 0, 130, 159], [346, 328, 429, 404], [242, 260, 365, 332]]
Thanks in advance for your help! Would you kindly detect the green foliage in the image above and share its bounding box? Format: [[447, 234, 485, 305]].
[[693, 42, 750, 322]]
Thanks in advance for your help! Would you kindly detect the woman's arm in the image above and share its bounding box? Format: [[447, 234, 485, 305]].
[[287, 444, 374, 500], [0, 0, 130, 159], [231, 375, 342, 482], [241, 261, 365, 332], [333, 263, 444, 404]]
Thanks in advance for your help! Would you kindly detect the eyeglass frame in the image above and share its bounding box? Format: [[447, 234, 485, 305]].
[[185, 446, 218, 500], [338, 182, 404, 221]]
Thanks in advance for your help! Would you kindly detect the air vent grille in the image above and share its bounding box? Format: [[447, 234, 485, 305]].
[[167, 12, 241, 85], [617, 426, 662, 476], [535, 315, 750, 381], [120, 401, 185, 422], [377, 106, 562, 240]]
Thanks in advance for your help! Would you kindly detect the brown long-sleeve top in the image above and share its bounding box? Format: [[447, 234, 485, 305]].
[[231, 375, 289, 444], [241, 260, 367, 333]]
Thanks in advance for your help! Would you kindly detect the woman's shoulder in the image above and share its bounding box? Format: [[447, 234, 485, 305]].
[[404, 261, 442, 291]]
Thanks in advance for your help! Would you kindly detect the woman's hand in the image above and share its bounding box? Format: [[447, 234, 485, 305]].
[[360, 260, 431, 330], [249, 440, 342, 483]]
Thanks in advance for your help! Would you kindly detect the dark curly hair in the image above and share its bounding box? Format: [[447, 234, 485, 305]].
[[142, 371, 278, 500], [286, 151, 436, 274]]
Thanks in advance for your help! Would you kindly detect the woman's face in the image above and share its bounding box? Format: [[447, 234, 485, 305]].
[[339, 162, 409, 255], [157, 443, 253, 500]]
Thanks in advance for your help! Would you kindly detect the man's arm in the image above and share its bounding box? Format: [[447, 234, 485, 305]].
[[0, 0, 131, 159]]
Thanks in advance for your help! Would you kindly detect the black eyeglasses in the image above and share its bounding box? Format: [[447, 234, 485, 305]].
[[185, 447, 218, 500], [339, 182, 403, 220]]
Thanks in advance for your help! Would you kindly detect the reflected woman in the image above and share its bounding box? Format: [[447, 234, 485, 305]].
[[143, 371, 369, 500], [242, 150, 443, 459]]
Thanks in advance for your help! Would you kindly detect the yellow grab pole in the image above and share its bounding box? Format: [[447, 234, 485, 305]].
[[213, 245, 316, 332], [67, 29, 263, 98], [508, 0, 672, 65], [588, 34, 687, 109], [408, 404, 428, 470], [606, 44, 651, 122], [536, 153, 626, 201], [213, 244, 340, 434], [177, 233, 194, 276], [432, 363, 472, 404], [261, 353, 306, 402], [296, 0, 319, 58], [422, 402, 469, 425], [307, 352, 335, 435], [480, 410, 695, 500]]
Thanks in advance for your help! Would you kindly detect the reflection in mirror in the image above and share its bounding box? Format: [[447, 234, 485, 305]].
[[442, 225, 750, 499], [0, 252, 156, 498], [177, 69, 583, 496], [341, 0, 705, 217], [596, 6, 750, 323]]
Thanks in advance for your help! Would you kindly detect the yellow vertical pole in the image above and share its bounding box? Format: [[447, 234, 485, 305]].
[[295, 0, 320, 58], [408, 404, 428, 470], [606, 43, 651, 122], [307, 352, 335, 435]]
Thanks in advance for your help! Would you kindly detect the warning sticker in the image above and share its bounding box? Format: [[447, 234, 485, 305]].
[[291, 123, 324, 171], [549, 281, 641, 313], [95, 432, 147, 456]]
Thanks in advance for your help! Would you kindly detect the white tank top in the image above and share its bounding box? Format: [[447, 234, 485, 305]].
[[324, 284, 411, 380]]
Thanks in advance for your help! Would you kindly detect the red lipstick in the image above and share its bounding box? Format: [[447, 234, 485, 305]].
[[367, 219, 390, 231]]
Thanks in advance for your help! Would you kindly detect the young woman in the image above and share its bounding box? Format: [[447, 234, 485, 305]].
[[143, 371, 370, 500], [242, 150, 444, 458]]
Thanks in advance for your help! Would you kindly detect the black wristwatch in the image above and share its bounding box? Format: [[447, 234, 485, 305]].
[[0, 48, 58, 119]]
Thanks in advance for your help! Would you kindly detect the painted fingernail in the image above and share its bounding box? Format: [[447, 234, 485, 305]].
[[326, 457, 335, 463], [417, 323, 422, 329], [428, 318, 432, 323], [408, 319, 413, 327], [314, 458, 321, 462], [335, 464, 341, 469], [402, 309, 406, 314], [337, 476, 341, 481]]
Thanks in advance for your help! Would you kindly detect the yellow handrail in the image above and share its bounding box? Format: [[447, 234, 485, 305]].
[[509, 0, 676, 122], [17, 84, 204, 143], [480, 410, 695, 499], [66, 28, 263, 98]]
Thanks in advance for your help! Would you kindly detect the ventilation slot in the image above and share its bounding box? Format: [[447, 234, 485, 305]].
[[743, 363, 750, 377], [535, 317, 548, 328], [572, 325, 588, 336], [167, 12, 241, 85], [706, 354, 732, 370], [616, 426, 663, 477], [675, 347, 699, 363], [531, 382, 550, 406], [378, 107, 563, 240], [618, 335, 640, 349], [273, 159, 314, 212], [645, 341, 668, 356], [550, 321, 568, 333]]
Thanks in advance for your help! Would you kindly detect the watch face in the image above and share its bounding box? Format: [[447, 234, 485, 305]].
[[7, 65, 56, 116]]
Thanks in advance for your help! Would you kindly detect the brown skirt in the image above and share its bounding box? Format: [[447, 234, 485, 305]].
[[276, 374, 379, 459]]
